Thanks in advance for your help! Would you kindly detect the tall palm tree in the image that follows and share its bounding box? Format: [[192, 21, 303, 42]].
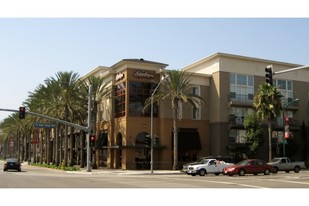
[[253, 83, 283, 162], [144, 70, 206, 170], [42, 71, 84, 166]]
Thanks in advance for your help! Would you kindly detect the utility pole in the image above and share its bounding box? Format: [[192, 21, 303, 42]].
[[87, 85, 92, 172]]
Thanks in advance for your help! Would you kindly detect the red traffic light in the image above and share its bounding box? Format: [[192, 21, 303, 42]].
[[19, 106, 26, 119], [90, 135, 95, 147], [284, 116, 289, 124]]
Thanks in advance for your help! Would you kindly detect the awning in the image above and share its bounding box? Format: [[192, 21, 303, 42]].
[[177, 128, 201, 151], [96, 132, 107, 149]]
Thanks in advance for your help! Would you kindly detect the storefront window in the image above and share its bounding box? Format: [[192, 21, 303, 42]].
[[129, 81, 158, 117], [115, 82, 126, 118]]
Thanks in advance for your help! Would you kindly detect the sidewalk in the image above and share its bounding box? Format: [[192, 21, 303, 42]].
[[67, 168, 185, 175]]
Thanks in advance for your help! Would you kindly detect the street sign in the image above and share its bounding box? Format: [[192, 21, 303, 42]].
[[32, 128, 40, 144], [34, 122, 56, 128]]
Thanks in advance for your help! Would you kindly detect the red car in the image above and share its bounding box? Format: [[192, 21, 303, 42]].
[[223, 159, 275, 176]]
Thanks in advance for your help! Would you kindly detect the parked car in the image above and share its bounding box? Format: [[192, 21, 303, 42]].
[[3, 158, 21, 172], [181, 155, 235, 172], [223, 159, 276, 176], [181, 156, 213, 173], [186, 159, 234, 176], [268, 157, 306, 173]]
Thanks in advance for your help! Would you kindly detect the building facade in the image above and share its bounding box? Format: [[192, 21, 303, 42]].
[[84, 59, 210, 170], [85, 53, 309, 170], [183, 52, 309, 161]]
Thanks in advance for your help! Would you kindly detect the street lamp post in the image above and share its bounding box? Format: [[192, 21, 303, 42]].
[[150, 74, 168, 173], [282, 98, 299, 157]]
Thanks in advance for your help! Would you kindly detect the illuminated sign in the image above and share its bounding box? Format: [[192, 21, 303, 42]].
[[133, 71, 154, 79]]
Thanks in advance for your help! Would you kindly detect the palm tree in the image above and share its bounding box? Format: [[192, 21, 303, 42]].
[[144, 70, 206, 170], [253, 83, 283, 162], [45, 71, 86, 166]]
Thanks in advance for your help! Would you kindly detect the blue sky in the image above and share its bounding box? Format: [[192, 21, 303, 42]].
[[1, 18, 309, 121]]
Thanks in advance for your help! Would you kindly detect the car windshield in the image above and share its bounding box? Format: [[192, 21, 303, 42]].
[[200, 160, 210, 164], [270, 158, 281, 162], [6, 158, 18, 163], [236, 160, 250, 165]]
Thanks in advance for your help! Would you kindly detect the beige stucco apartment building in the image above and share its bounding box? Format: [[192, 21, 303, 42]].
[[84, 53, 309, 170]]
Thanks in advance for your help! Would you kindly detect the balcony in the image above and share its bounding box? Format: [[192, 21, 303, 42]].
[[229, 93, 253, 107], [229, 114, 245, 129]]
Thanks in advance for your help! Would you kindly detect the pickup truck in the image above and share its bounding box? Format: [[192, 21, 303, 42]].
[[268, 157, 306, 173], [185, 158, 234, 176]]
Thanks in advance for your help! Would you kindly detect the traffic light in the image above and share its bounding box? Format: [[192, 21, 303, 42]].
[[90, 135, 95, 147], [284, 117, 290, 139], [144, 135, 151, 147], [19, 107, 26, 119], [153, 136, 159, 146], [265, 65, 273, 85]]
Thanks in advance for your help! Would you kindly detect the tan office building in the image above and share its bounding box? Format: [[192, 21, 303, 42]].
[[83, 59, 210, 170], [183, 52, 309, 161], [85, 53, 309, 170]]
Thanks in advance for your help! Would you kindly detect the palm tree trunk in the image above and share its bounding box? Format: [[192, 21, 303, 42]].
[[69, 126, 74, 166], [55, 124, 60, 166], [172, 106, 178, 170]]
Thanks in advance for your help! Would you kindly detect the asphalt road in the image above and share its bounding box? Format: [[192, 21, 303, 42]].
[[1, 161, 308, 206], [1, 161, 309, 188]]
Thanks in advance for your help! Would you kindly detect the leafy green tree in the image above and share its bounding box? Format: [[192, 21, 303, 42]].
[[144, 70, 206, 170], [253, 83, 283, 161], [243, 111, 264, 158]]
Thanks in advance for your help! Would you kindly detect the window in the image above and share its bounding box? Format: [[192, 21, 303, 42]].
[[274, 79, 293, 105], [129, 81, 157, 117], [229, 129, 246, 143], [192, 86, 201, 120], [230, 74, 254, 102], [115, 82, 126, 118]]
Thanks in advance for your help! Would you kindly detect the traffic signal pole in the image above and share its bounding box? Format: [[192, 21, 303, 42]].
[[273, 65, 309, 75], [0, 85, 93, 172]]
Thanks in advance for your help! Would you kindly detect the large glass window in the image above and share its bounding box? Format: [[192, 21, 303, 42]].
[[229, 107, 253, 124], [115, 82, 126, 118], [129, 81, 157, 117], [229, 129, 246, 143], [192, 86, 201, 120], [230, 74, 254, 102], [274, 79, 293, 105]]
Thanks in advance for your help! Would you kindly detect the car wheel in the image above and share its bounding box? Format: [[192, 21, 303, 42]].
[[294, 166, 300, 173], [273, 167, 279, 173], [264, 168, 270, 175], [199, 169, 207, 176], [239, 169, 245, 176]]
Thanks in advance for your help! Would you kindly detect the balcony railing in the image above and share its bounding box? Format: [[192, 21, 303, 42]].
[[229, 93, 253, 106]]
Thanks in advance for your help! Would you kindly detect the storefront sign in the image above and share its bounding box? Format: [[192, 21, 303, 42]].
[[133, 71, 154, 79], [116, 72, 125, 81]]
